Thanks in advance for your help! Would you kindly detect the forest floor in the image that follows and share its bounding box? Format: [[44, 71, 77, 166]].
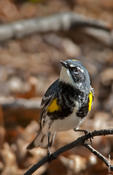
[[0, 0, 113, 174]]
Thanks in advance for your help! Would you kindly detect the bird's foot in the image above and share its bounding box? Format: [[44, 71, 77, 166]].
[[74, 129, 93, 144], [47, 150, 56, 162], [74, 128, 89, 135]]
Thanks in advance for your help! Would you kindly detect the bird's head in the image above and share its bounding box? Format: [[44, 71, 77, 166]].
[[60, 59, 91, 93]]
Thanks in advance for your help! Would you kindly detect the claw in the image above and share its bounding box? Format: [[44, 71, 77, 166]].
[[74, 129, 89, 135], [74, 129, 93, 144]]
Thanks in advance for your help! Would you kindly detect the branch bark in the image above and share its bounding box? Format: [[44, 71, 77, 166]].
[[24, 129, 113, 175], [0, 12, 112, 41]]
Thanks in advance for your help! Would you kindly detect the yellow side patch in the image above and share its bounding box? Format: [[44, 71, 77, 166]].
[[88, 91, 93, 111], [47, 98, 61, 113]]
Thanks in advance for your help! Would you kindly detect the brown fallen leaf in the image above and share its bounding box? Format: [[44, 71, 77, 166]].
[[1, 143, 23, 175]]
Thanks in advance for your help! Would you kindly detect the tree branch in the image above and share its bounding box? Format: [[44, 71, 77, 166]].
[[0, 12, 112, 41], [0, 97, 41, 110], [24, 129, 113, 175]]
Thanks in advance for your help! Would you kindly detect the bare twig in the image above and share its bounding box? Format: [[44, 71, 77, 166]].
[[84, 144, 112, 169], [84, 28, 113, 46], [24, 129, 113, 175], [0, 97, 41, 110], [0, 12, 112, 41]]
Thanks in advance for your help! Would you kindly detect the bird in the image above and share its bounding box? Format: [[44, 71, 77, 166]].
[[27, 59, 94, 152]]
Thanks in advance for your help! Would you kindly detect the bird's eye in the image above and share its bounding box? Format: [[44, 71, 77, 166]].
[[71, 66, 83, 74], [69, 66, 85, 82], [70, 67, 78, 73]]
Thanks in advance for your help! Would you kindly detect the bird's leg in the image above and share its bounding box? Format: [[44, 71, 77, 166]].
[[47, 132, 52, 157], [47, 132, 56, 161]]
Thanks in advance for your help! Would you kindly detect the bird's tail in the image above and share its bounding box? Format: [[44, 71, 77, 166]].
[[27, 130, 48, 149]]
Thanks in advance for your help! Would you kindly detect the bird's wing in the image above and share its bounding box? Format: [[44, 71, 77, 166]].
[[41, 79, 59, 107], [40, 79, 59, 126]]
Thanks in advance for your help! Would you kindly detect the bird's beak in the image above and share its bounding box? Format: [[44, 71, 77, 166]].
[[60, 60, 68, 68]]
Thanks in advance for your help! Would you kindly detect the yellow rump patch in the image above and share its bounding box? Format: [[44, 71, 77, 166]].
[[47, 98, 61, 113], [88, 91, 93, 111]]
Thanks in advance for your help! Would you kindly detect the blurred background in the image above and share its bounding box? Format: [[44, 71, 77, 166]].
[[0, 0, 113, 174]]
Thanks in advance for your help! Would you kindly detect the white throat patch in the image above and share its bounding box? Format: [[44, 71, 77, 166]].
[[60, 67, 74, 85]]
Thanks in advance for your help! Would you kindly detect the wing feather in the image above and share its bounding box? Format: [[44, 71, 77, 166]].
[[40, 79, 59, 126]]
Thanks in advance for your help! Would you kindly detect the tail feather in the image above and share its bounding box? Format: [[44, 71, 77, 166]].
[[27, 139, 35, 149], [27, 131, 48, 149]]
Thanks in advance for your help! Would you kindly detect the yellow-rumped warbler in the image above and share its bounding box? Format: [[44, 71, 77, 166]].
[[27, 59, 94, 150]]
